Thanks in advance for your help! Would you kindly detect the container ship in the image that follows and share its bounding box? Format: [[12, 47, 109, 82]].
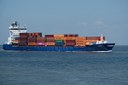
[[3, 21, 115, 52]]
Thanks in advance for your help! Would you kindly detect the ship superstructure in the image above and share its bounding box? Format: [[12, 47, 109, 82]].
[[7, 21, 27, 44]]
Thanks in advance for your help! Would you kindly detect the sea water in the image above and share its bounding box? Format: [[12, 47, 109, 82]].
[[0, 45, 128, 85]]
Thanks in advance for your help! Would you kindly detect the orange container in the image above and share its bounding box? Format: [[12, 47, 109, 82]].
[[28, 42, 36, 46], [54, 34, 64, 40], [54, 34, 64, 37], [64, 37, 77, 40], [76, 37, 85, 43], [76, 37, 85, 40], [54, 37, 65, 40], [76, 41, 86, 46], [46, 42, 55, 46]]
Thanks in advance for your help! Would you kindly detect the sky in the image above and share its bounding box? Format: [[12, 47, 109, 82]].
[[0, 0, 128, 45]]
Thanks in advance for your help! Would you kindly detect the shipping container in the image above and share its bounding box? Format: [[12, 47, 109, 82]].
[[46, 37, 55, 42], [54, 34, 64, 40], [45, 35, 54, 38], [64, 37, 77, 40], [76, 42, 85, 44], [76, 37, 85, 40], [19, 37, 28, 42], [28, 33, 32, 37], [19, 33, 28, 37], [28, 37, 37, 42], [55, 40, 64, 46], [28, 42, 36, 46], [65, 40, 76, 42], [76, 37, 85, 43], [37, 37, 45, 42], [55, 42, 64, 46], [28, 33, 42, 37], [55, 40, 64, 42], [76, 42, 86, 46], [46, 42, 55, 46], [34, 32, 42, 37], [54, 37, 64, 40], [64, 34, 78, 37], [65, 40, 76, 46], [54, 34, 64, 37], [65, 42, 76, 46]]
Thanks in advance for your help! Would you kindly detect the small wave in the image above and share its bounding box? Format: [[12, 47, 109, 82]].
[[113, 51, 128, 54]]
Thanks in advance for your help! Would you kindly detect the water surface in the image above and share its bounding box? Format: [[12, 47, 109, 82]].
[[0, 45, 128, 85]]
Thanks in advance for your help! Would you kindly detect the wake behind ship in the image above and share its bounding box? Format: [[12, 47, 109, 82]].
[[3, 21, 115, 52]]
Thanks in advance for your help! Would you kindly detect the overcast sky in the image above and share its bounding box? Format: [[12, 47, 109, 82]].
[[0, 0, 128, 45]]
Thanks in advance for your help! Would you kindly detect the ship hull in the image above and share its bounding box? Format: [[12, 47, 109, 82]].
[[3, 43, 115, 52]]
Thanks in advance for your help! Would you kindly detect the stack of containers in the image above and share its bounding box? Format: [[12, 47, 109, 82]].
[[45, 35, 55, 46], [54, 34, 64, 46], [19, 33, 28, 46], [17, 33, 106, 47], [36, 37, 45, 46], [76, 37, 86, 46], [28, 36, 36, 46], [64, 34, 78, 46], [28, 33, 42, 46]]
